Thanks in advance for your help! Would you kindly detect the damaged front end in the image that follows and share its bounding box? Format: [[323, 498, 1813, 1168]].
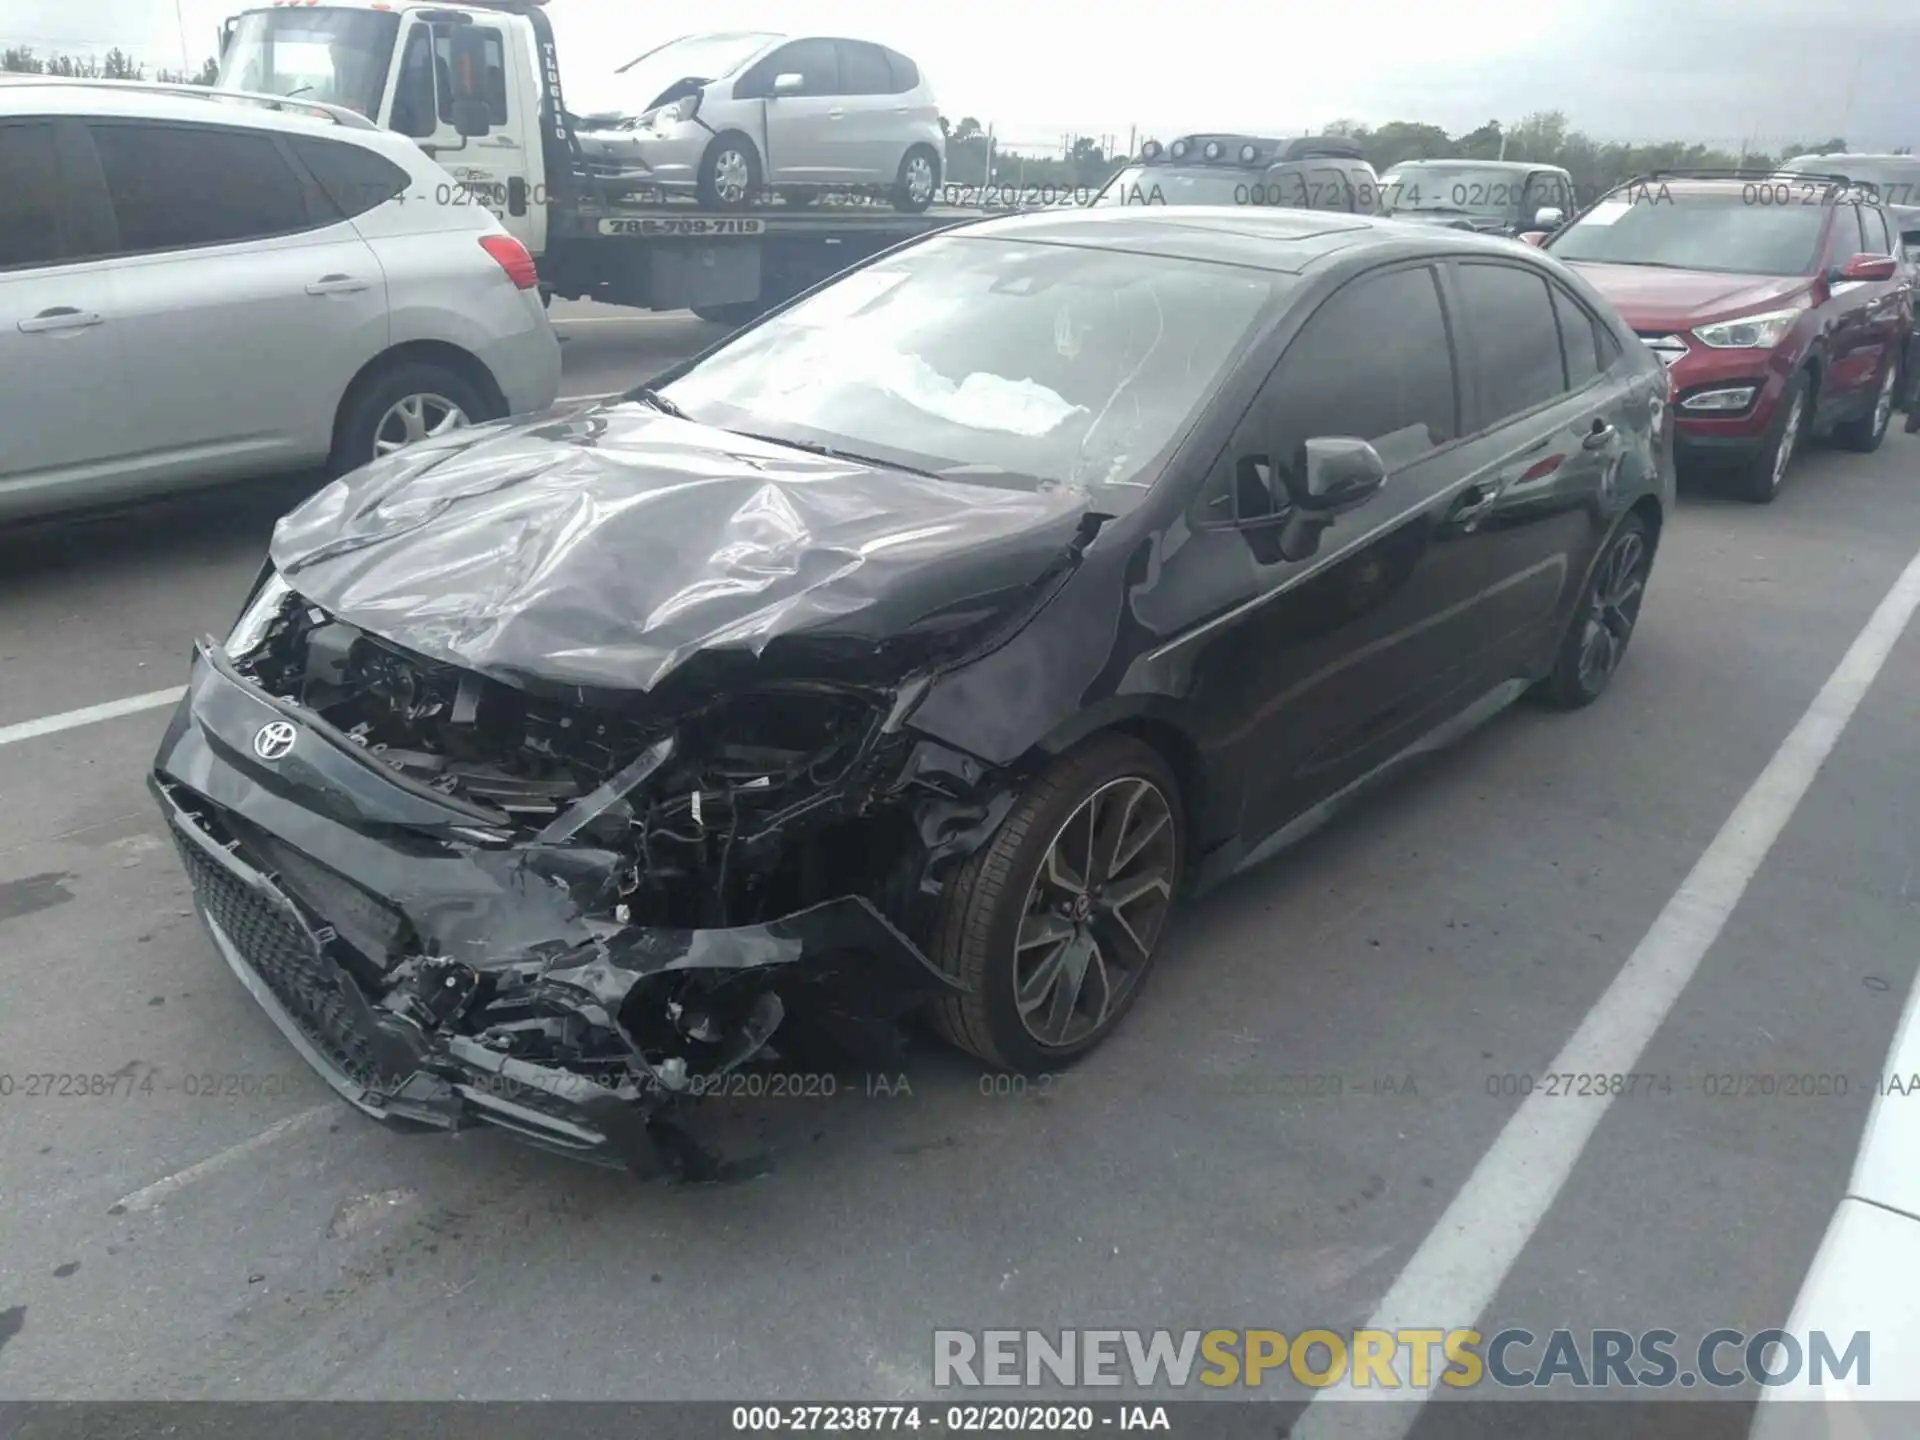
[[150, 588, 1028, 1176]]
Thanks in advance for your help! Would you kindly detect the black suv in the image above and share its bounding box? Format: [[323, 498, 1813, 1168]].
[[1092, 134, 1384, 214], [1379, 158, 1577, 238]]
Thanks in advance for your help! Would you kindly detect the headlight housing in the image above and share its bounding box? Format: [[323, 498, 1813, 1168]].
[[226, 570, 293, 659], [1692, 307, 1801, 350]]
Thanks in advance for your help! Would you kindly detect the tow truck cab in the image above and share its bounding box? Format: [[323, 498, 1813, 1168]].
[[218, 0, 563, 259], [1092, 134, 1384, 214]]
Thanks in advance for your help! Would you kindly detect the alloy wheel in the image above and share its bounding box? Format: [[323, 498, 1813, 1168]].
[[905, 154, 936, 205], [1013, 777, 1176, 1049], [1872, 364, 1897, 437], [713, 149, 751, 204], [1576, 528, 1649, 693], [1770, 390, 1804, 492], [373, 393, 468, 458]]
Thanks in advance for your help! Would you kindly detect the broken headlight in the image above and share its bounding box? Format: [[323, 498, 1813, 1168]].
[[226, 570, 294, 659]]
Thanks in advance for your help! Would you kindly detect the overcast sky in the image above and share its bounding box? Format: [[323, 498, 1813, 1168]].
[[8, 0, 1917, 152]]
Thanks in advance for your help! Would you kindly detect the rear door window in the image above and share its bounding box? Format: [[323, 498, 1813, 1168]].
[[836, 41, 893, 95], [0, 122, 64, 270], [88, 121, 316, 255], [1454, 262, 1568, 423], [1549, 282, 1604, 390]]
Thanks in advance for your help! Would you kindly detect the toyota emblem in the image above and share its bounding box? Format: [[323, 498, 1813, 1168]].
[[252, 720, 298, 762]]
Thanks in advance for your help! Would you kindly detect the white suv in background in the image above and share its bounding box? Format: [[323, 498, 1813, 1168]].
[[0, 78, 561, 524]]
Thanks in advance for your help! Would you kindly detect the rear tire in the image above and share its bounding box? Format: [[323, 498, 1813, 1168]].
[[892, 145, 941, 213], [330, 361, 490, 477], [1737, 372, 1809, 503], [929, 736, 1183, 1073], [1537, 512, 1653, 710], [1832, 360, 1898, 453]]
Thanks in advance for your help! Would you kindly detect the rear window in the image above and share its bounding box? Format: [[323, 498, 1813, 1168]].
[[288, 135, 412, 220], [1548, 190, 1828, 276]]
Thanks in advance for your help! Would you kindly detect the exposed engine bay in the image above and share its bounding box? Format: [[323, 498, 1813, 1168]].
[[232, 589, 930, 931]]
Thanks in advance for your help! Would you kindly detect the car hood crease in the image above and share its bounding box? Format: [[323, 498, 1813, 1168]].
[[269, 405, 1095, 693]]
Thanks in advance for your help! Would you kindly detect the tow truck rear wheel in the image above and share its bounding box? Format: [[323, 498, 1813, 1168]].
[[696, 133, 762, 211], [928, 735, 1184, 1073]]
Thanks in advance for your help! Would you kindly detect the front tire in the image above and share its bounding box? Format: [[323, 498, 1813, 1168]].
[[330, 361, 489, 476], [1832, 360, 1898, 453], [892, 145, 941, 213], [929, 736, 1183, 1072], [1537, 513, 1653, 710], [1738, 373, 1809, 503], [696, 133, 762, 211]]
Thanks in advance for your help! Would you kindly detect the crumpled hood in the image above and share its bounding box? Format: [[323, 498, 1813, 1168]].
[[269, 401, 1094, 694]]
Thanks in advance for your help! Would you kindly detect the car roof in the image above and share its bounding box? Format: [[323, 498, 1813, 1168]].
[[0, 78, 434, 169], [1387, 158, 1561, 173], [951, 206, 1550, 274]]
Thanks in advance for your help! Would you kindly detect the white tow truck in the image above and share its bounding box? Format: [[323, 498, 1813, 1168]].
[[215, 0, 985, 321]]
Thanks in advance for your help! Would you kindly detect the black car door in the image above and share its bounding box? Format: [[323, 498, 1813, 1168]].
[[1144, 260, 1512, 856], [1434, 258, 1639, 684]]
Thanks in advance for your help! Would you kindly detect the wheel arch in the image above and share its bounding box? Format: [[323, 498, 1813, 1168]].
[[1021, 699, 1222, 856]]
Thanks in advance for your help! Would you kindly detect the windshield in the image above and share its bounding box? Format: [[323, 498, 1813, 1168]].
[[218, 8, 399, 117], [1093, 166, 1253, 207], [660, 235, 1287, 497], [594, 32, 779, 114], [1782, 155, 1920, 206], [1381, 165, 1536, 218], [1548, 191, 1827, 275]]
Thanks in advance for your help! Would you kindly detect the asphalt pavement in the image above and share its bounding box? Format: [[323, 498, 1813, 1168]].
[[2, 314, 1918, 1428]]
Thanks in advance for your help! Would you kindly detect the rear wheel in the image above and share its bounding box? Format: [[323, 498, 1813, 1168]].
[[892, 145, 940, 213], [1537, 513, 1653, 710], [1832, 361, 1899, 452], [330, 361, 489, 476], [1737, 373, 1809, 503], [929, 736, 1183, 1072]]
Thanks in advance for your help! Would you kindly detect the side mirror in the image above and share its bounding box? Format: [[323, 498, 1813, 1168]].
[[1518, 231, 1548, 247], [446, 27, 493, 136], [1533, 206, 1565, 230], [1292, 436, 1387, 512], [772, 72, 805, 96], [1842, 253, 1899, 281]]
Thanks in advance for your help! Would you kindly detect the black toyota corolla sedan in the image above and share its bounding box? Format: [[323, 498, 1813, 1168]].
[[150, 206, 1674, 1174]]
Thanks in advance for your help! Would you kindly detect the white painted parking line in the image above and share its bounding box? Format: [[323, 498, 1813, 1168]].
[[0, 686, 187, 750], [1293, 540, 1920, 1436], [111, 1105, 335, 1214]]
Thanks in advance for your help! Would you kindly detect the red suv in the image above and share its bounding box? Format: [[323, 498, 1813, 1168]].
[[1541, 172, 1911, 502]]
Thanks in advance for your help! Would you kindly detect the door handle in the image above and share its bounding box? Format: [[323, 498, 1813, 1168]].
[[306, 276, 370, 296], [18, 307, 103, 334], [1582, 421, 1617, 450], [828, 108, 845, 119], [1448, 483, 1499, 528]]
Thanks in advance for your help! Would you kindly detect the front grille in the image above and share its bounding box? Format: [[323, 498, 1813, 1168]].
[[171, 825, 381, 1087]]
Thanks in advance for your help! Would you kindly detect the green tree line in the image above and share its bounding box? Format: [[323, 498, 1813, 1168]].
[[2, 46, 219, 86], [939, 108, 1911, 197]]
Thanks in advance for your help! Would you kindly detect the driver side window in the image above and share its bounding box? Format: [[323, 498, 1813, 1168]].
[[1195, 264, 1459, 526], [738, 39, 838, 98]]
